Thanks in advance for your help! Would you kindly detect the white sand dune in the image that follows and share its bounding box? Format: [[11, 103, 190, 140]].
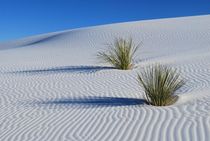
[[0, 15, 210, 141]]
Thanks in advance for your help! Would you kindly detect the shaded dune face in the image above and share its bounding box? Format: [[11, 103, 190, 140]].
[[0, 15, 210, 141]]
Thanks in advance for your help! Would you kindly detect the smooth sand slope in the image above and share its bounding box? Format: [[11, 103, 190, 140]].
[[0, 15, 210, 141]]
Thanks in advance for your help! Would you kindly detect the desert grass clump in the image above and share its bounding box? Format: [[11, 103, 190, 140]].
[[97, 38, 141, 70], [138, 65, 185, 106]]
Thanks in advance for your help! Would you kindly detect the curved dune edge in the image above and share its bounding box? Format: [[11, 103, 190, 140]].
[[0, 15, 210, 141]]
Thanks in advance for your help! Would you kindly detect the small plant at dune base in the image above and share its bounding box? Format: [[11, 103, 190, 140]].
[[97, 38, 141, 70], [138, 65, 185, 106]]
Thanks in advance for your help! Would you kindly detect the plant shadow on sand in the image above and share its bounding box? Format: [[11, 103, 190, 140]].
[[39, 97, 147, 107], [11, 66, 115, 74]]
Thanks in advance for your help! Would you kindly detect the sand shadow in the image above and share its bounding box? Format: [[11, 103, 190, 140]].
[[40, 96, 147, 107], [23, 34, 62, 47], [11, 66, 114, 74]]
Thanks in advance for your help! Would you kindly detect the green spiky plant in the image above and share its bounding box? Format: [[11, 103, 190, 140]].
[[97, 38, 141, 70], [138, 65, 185, 106]]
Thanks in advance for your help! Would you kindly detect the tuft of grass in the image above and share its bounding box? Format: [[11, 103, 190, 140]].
[[97, 38, 141, 70], [137, 65, 185, 106]]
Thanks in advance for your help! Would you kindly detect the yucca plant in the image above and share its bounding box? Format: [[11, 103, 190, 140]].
[[138, 65, 185, 106], [97, 38, 141, 70]]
